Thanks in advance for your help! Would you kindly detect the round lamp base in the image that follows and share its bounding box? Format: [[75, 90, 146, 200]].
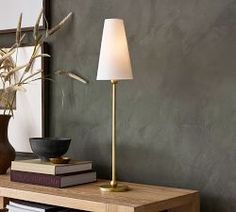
[[99, 184, 129, 192]]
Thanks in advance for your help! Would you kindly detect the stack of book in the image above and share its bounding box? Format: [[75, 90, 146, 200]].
[[6, 200, 70, 212], [10, 159, 96, 188]]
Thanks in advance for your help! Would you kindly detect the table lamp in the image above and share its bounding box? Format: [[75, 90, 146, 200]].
[[97, 19, 133, 192]]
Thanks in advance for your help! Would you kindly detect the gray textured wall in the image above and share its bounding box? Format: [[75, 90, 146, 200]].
[[1, 0, 236, 211]]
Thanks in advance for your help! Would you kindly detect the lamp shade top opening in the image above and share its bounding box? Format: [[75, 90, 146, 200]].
[[96, 19, 133, 81]]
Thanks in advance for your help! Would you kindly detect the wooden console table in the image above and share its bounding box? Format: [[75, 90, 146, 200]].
[[0, 175, 199, 212]]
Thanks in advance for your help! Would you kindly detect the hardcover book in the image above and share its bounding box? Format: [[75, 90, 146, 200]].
[[7, 200, 65, 212], [11, 159, 92, 175], [7, 204, 37, 212], [10, 170, 96, 188]]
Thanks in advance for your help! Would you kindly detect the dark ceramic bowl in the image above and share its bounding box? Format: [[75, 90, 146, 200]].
[[29, 137, 71, 161]]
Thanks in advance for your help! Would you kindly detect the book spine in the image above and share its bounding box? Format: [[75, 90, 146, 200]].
[[10, 170, 61, 188]]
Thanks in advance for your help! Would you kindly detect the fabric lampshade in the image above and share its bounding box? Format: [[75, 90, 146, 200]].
[[96, 19, 133, 80]]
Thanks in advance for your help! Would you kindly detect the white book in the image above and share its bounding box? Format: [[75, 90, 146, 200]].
[[9, 200, 61, 212], [6, 204, 35, 212]]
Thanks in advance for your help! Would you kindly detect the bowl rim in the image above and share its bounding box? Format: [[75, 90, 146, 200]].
[[29, 137, 71, 141]]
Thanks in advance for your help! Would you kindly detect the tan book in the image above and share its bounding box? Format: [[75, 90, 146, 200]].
[[11, 159, 92, 175]]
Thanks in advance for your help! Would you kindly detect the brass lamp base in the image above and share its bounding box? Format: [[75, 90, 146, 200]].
[[100, 184, 129, 192]]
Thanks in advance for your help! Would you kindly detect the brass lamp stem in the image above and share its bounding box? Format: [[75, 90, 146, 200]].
[[111, 80, 117, 188], [99, 80, 129, 192]]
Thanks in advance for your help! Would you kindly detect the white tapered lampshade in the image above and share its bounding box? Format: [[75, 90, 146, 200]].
[[97, 19, 133, 80]]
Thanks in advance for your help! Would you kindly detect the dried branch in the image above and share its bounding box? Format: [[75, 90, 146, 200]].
[[47, 12, 72, 37], [0, 49, 15, 65], [16, 13, 22, 45], [4, 64, 28, 81], [33, 9, 43, 41], [0, 10, 88, 115], [56, 70, 88, 84]]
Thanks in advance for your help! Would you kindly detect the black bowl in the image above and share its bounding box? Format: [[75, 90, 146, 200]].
[[29, 137, 71, 161]]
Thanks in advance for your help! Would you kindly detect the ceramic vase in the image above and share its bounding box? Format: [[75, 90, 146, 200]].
[[0, 115, 15, 174]]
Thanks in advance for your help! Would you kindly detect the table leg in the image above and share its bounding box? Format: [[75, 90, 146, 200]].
[[0, 197, 8, 210], [168, 194, 200, 212]]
